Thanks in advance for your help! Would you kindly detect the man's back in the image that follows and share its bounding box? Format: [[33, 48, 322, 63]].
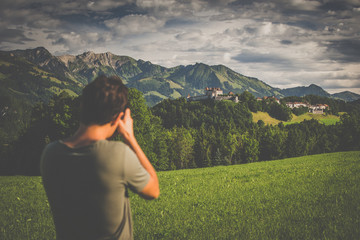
[[41, 140, 150, 240]]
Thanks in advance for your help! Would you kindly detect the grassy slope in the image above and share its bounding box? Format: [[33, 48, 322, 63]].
[[252, 111, 340, 126], [1, 151, 359, 240], [288, 113, 340, 125], [252, 111, 281, 125]]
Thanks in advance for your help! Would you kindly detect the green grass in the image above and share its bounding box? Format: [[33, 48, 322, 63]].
[[170, 90, 182, 99], [61, 89, 78, 97], [1, 151, 359, 239], [252, 111, 341, 126], [0, 177, 54, 239], [318, 118, 340, 125], [0, 60, 13, 67], [47, 87, 78, 97], [286, 113, 340, 125], [252, 111, 281, 125], [144, 91, 168, 99], [46, 76, 63, 85], [0, 72, 7, 81], [165, 79, 183, 89]]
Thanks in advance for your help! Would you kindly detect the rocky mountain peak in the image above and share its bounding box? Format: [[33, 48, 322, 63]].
[[34, 47, 50, 56], [57, 54, 76, 67], [75, 51, 115, 67]]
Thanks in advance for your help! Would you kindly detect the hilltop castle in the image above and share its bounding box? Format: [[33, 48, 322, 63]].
[[187, 87, 239, 103]]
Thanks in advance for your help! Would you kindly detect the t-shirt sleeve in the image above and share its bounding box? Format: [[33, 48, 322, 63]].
[[123, 147, 150, 193], [40, 141, 58, 176]]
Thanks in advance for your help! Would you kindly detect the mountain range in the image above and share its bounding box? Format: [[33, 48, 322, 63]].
[[278, 84, 360, 102], [1, 47, 359, 108]]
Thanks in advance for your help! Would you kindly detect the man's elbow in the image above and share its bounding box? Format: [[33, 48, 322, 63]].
[[140, 188, 160, 200], [140, 178, 160, 200], [153, 187, 160, 199], [147, 186, 160, 200]]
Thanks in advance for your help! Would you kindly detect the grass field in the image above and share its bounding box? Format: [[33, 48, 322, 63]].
[[1, 151, 359, 239], [252, 111, 341, 126], [287, 113, 341, 125], [252, 111, 281, 125]]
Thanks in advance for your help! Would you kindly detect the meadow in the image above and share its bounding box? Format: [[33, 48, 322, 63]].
[[287, 112, 341, 125], [252, 111, 341, 126], [1, 151, 359, 239]]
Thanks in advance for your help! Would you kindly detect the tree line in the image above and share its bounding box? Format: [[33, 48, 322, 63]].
[[1, 89, 359, 175]]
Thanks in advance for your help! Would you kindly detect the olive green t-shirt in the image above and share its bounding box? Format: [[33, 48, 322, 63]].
[[40, 140, 150, 240]]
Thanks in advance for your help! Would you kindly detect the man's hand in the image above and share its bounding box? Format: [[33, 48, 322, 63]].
[[117, 108, 160, 199], [117, 108, 135, 143], [116, 108, 160, 199]]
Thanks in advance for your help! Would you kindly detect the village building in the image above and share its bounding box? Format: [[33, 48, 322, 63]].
[[286, 101, 329, 114], [286, 102, 308, 108], [187, 87, 239, 103], [308, 104, 329, 114], [257, 96, 281, 104], [187, 89, 329, 114]]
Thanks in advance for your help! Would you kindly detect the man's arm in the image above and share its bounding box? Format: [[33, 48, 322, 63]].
[[117, 109, 160, 199]]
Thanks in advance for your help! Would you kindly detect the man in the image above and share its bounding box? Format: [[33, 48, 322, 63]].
[[40, 75, 159, 240]]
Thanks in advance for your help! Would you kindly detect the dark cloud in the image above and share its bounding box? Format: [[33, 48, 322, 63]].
[[232, 50, 290, 65], [326, 39, 360, 63], [323, 79, 360, 89], [108, 3, 145, 18], [229, 0, 266, 7], [320, 0, 360, 12], [164, 18, 197, 28], [286, 20, 319, 31], [244, 27, 257, 34], [0, 28, 34, 44], [281, 40, 292, 45], [0, 0, 140, 30]]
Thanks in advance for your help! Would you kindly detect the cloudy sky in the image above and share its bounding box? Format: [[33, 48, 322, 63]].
[[1, 0, 360, 94]]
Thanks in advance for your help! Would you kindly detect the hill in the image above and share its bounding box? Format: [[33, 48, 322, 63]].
[[1, 151, 359, 239], [0, 48, 84, 143], [0, 47, 83, 103], [332, 91, 360, 102], [280, 84, 360, 102], [280, 84, 331, 97]]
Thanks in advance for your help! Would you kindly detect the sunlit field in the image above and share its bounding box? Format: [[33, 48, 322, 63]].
[[1, 151, 359, 239], [252, 111, 340, 126]]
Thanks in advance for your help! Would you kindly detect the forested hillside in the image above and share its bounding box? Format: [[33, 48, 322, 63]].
[[1, 89, 359, 175], [1, 47, 359, 148], [1, 47, 360, 175], [0, 49, 83, 145]]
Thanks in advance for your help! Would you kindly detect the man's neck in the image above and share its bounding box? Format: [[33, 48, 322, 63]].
[[62, 123, 115, 148]]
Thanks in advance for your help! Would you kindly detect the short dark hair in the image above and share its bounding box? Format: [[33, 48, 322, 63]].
[[80, 75, 128, 125]]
